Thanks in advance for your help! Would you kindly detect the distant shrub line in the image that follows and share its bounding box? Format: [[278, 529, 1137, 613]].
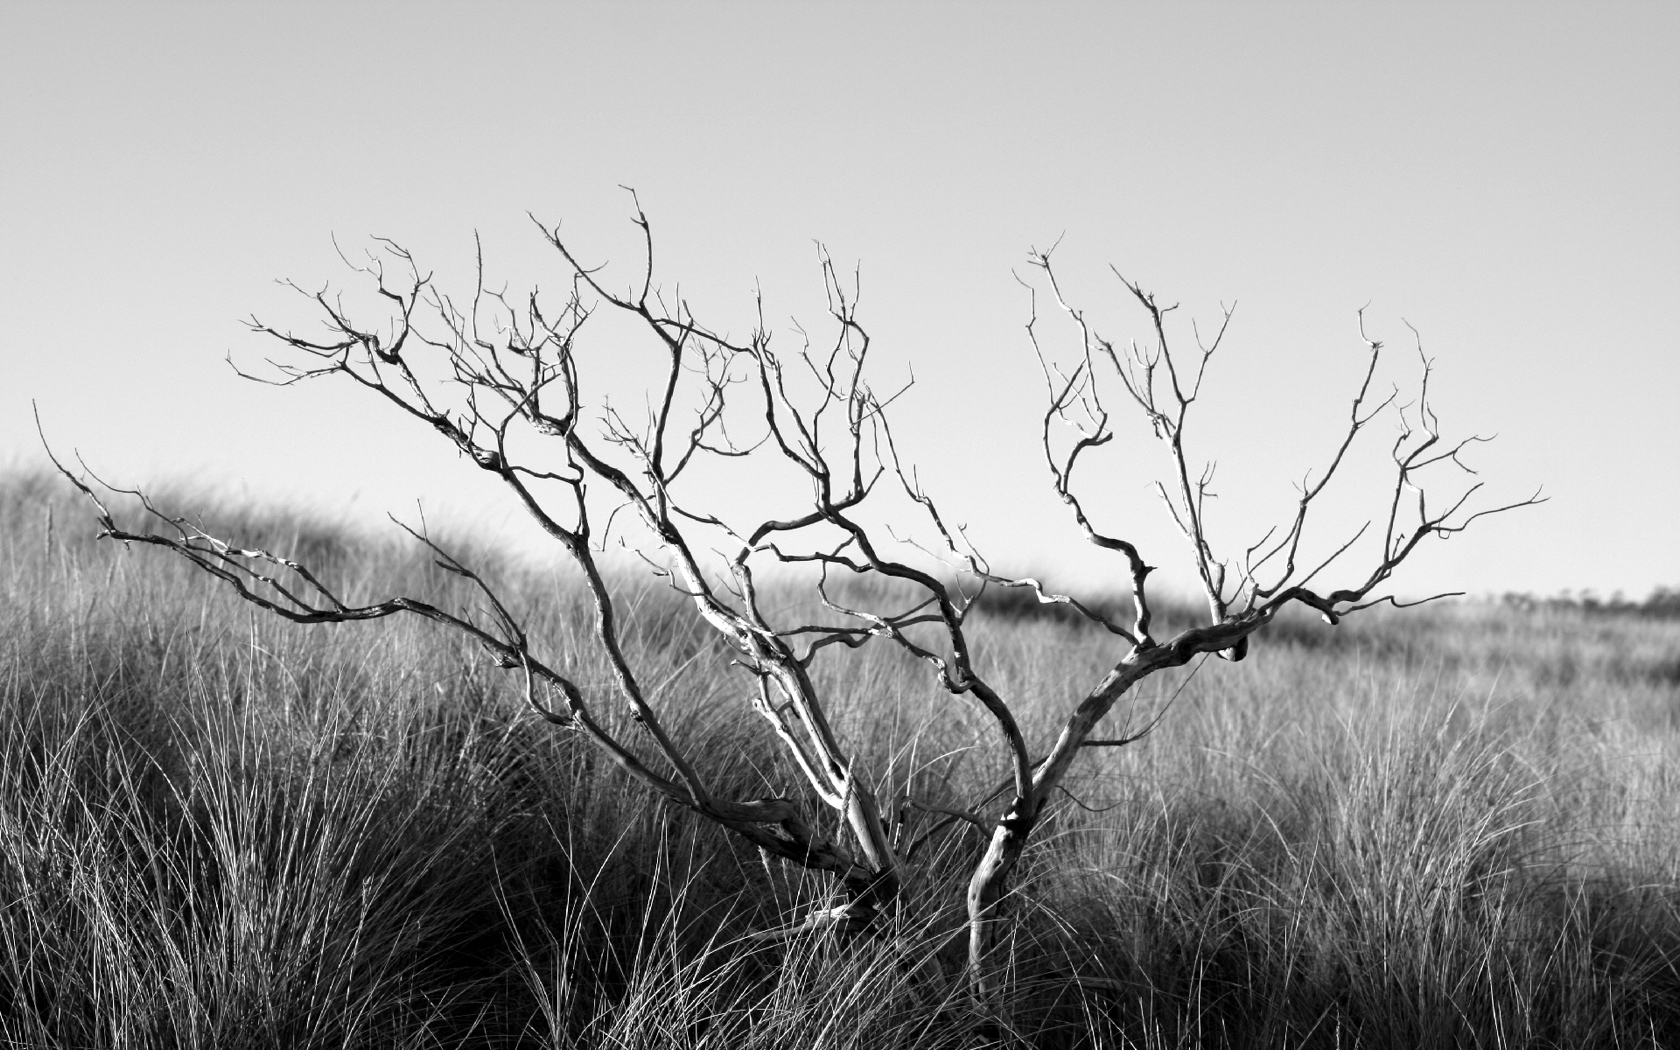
[[1501, 586, 1680, 620]]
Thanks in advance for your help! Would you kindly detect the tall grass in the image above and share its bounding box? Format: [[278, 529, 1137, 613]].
[[1, 471, 1675, 1047]]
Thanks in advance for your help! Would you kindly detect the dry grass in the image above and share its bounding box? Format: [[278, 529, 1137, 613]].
[[1, 471, 1676, 1048]]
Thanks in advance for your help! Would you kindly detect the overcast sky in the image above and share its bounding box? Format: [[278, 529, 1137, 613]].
[[3, 3, 1675, 603]]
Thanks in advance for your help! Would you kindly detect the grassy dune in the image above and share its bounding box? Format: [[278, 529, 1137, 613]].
[[1, 473, 1676, 1048]]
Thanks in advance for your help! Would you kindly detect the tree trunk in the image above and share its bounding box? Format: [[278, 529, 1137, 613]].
[[841, 787, 900, 927], [965, 799, 1037, 993]]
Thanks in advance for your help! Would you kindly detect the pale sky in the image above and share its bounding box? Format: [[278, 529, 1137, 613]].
[[3, 3, 1675, 604]]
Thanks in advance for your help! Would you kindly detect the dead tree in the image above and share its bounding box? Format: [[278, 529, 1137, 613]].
[[47, 196, 1539, 992]]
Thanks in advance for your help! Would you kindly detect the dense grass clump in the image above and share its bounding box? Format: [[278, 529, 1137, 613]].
[[1, 472, 1676, 1047]]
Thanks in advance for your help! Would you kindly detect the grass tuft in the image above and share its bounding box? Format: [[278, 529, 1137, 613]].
[[2, 472, 1676, 1047]]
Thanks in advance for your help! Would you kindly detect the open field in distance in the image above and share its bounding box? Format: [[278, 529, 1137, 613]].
[[1, 472, 1676, 1048]]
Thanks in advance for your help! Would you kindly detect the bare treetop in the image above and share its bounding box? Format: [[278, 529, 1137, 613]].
[[47, 195, 1539, 1002]]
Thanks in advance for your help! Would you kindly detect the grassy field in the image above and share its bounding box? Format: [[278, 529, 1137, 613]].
[[1, 471, 1676, 1048]]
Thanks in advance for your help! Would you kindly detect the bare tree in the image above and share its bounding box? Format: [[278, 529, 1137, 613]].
[[47, 196, 1539, 995]]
